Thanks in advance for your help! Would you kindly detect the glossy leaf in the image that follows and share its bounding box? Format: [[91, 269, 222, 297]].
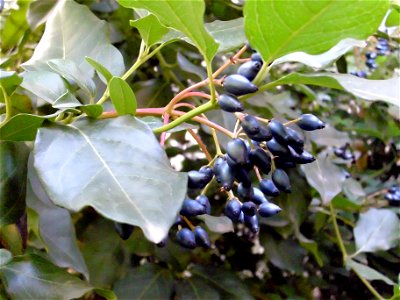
[[22, 1, 112, 75], [89, 45, 125, 84], [175, 277, 220, 300], [0, 141, 29, 226], [109, 77, 137, 115], [0, 254, 92, 300], [270, 73, 400, 107], [346, 258, 395, 285], [271, 38, 366, 69], [21, 71, 67, 104], [244, 1, 390, 63], [33, 116, 187, 243], [85, 56, 113, 84], [48, 59, 96, 97], [27, 0, 63, 30], [114, 264, 174, 299], [1, 1, 29, 51], [0, 113, 58, 141], [198, 215, 234, 233], [53, 91, 82, 109], [354, 208, 399, 253], [301, 153, 347, 205], [26, 157, 89, 279], [118, 0, 219, 62], [130, 14, 169, 46], [0, 71, 23, 99], [79, 104, 103, 118]]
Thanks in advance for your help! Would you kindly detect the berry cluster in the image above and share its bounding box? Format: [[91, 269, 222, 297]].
[[385, 185, 400, 207], [334, 143, 355, 161]]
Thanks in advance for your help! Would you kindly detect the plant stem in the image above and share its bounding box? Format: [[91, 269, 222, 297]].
[[206, 62, 216, 104], [329, 202, 347, 260], [153, 101, 217, 134], [353, 269, 385, 300], [188, 129, 212, 161], [0, 85, 12, 125]]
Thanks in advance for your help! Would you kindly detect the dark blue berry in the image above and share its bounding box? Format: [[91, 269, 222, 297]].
[[242, 201, 257, 216], [237, 61, 262, 81], [225, 198, 242, 222], [237, 182, 254, 201], [266, 138, 290, 157], [223, 74, 258, 96], [251, 187, 268, 205], [241, 115, 261, 135], [259, 179, 280, 197], [194, 226, 211, 249], [365, 52, 377, 59], [251, 53, 263, 63], [289, 147, 315, 164], [234, 167, 252, 187], [248, 126, 273, 142], [187, 170, 212, 189], [180, 199, 207, 217], [259, 202, 282, 217], [268, 119, 289, 143], [176, 228, 196, 249], [215, 160, 235, 190], [227, 138, 249, 165], [272, 169, 291, 193], [199, 166, 214, 181], [366, 59, 377, 69], [297, 114, 325, 131], [218, 94, 244, 112], [249, 148, 271, 174], [196, 195, 211, 215], [244, 214, 259, 233], [286, 127, 304, 153]]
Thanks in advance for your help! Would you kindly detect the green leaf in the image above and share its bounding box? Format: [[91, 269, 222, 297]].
[[0, 113, 58, 141], [130, 14, 169, 46], [109, 77, 137, 115], [346, 258, 395, 285], [22, 1, 113, 75], [300, 153, 347, 205], [0, 71, 23, 100], [53, 91, 82, 109], [0, 1, 29, 51], [21, 71, 67, 104], [244, 1, 390, 63], [197, 215, 234, 233], [271, 38, 366, 69], [0, 249, 12, 267], [0, 254, 92, 300], [190, 265, 254, 300], [0, 224, 23, 256], [118, 0, 219, 62], [85, 57, 113, 84], [27, 0, 62, 30], [93, 288, 117, 300], [26, 157, 89, 279], [80, 219, 124, 286], [0, 141, 30, 226], [296, 232, 323, 267], [114, 264, 174, 299], [88, 45, 125, 84], [353, 208, 399, 253], [33, 116, 187, 243], [142, 116, 198, 133], [79, 104, 103, 118], [175, 277, 220, 300], [269, 73, 400, 107], [47, 59, 96, 98]]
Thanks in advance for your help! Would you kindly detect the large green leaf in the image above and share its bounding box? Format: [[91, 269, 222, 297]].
[[244, 1, 390, 63], [269, 73, 400, 107], [109, 77, 137, 115], [26, 157, 89, 279], [0, 71, 23, 100], [88, 45, 125, 84], [0, 254, 92, 300], [114, 264, 174, 299], [301, 153, 347, 205], [22, 1, 113, 75], [0, 141, 29, 226], [118, 0, 219, 62], [175, 277, 220, 300], [130, 14, 169, 47], [353, 208, 399, 253], [345, 258, 395, 286], [33, 116, 187, 243]]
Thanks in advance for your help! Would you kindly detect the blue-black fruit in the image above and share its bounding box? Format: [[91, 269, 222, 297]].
[[176, 228, 196, 249], [216, 161, 235, 190], [389, 185, 399, 194], [238, 211, 245, 223], [244, 214, 259, 233], [194, 226, 211, 248], [286, 127, 304, 153], [114, 222, 134, 240], [199, 166, 214, 181], [366, 59, 377, 69], [251, 187, 268, 205], [272, 169, 291, 193], [234, 167, 252, 187], [237, 61, 262, 81], [274, 158, 296, 169], [249, 148, 271, 174], [248, 126, 272, 142], [225, 198, 242, 222], [223, 74, 258, 96], [227, 138, 249, 165], [259, 202, 282, 217], [289, 147, 315, 164], [180, 199, 207, 217], [251, 53, 263, 63], [268, 120, 289, 143], [218, 94, 244, 112], [297, 114, 325, 131], [242, 201, 257, 216], [266, 138, 290, 157], [259, 179, 280, 197], [196, 195, 211, 215], [241, 115, 261, 135], [187, 170, 211, 189], [365, 52, 377, 59], [237, 182, 254, 201]]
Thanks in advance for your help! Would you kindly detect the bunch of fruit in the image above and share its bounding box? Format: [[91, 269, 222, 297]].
[[385, 185, 400, 207]]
